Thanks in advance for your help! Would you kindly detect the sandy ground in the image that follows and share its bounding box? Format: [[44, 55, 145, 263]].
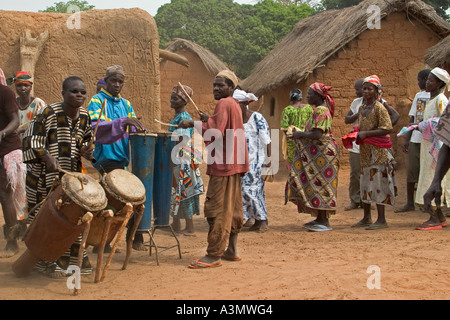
[[0, 166, 449, 301]]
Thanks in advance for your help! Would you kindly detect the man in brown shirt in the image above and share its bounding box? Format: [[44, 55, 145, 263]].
[[179, 69, 249, 268]]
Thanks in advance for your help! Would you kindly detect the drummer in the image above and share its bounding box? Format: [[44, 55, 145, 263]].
[[87, 65, 146, 251], [22, 76, 95, 278]]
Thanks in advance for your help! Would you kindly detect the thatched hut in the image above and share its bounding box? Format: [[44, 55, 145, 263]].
[[425, 35, 450, 70], [240, 0, 450, 169], [159, 38, 228, 123]]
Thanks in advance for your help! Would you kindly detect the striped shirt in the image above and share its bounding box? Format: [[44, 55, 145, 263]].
[[22, 102, 92, 214]]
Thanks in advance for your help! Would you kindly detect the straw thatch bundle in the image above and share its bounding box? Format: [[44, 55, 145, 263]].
[[162, 38, 227, 74], [240, 0, 450, 96], [425, 35, 450, 69]]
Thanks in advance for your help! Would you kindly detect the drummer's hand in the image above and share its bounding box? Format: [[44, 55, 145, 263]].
[[198, 111, 209, 122], [80, 143, 94, 160], [125, 117, 145, 132], [178, 119, 194, 129], [41, 154, 59, 172]]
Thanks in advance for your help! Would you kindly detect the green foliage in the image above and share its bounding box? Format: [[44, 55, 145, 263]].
[[40, 0, 95, 13], [155, 0, 313, 78]]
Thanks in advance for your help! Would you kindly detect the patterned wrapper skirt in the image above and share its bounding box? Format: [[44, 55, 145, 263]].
[[286, 136, 339, 216], [360, 160, 397, 206], [170, 161, 204, 220]]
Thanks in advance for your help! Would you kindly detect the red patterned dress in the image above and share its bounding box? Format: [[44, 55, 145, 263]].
[[286, 105, 339, 216]]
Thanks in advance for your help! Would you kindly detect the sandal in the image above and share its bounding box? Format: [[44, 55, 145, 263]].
[[416, 223, 442, 231], [188, 259, 222, 269]]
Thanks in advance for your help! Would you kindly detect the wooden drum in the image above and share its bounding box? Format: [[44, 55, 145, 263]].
[[87, 169, 146, 282], [12, 173, 107, 277]]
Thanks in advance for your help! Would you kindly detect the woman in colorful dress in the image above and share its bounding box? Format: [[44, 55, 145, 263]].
[[287, 83, 339, 232], [168, 85, 205, 236], [280, 89, 313, 170], [353, 75, 396, 230], [233, 89, 271, 232], [8, 71, 47, 138], [415, 67, 449, 230]]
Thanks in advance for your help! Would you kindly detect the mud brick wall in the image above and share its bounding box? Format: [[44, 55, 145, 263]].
[[160, 50, 219, 124], [0, 8, 161, 131]]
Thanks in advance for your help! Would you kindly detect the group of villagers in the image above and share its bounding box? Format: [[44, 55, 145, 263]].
[[1, 63, 449, 274], [281, 69, 450, 232]]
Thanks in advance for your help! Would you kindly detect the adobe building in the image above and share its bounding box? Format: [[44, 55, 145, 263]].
[[159, 38, 228, 123], [0, 8, 161, 130], [240, 0, 450, 170]]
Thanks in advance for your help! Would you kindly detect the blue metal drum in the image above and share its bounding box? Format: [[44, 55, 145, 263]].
[[129, 133, 157, 231], [152, 132, 176, 226]]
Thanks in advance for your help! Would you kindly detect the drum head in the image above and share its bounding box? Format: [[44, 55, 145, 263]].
[[61, 173, 107, 212], [102, 169, 146, 205]]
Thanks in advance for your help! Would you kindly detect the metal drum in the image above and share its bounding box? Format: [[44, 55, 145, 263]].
[[153, 132, 176, 226], [12, 173, 107, 277], [129, 132, 157, 231]]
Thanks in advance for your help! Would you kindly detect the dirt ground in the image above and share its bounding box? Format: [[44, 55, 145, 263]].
[[0, 165, 449, 301]]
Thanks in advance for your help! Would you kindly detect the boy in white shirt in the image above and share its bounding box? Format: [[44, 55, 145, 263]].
[[395, 69, 430, 212]]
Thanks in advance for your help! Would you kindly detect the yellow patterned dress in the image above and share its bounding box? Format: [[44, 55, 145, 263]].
[[358, 101, 397, 206]]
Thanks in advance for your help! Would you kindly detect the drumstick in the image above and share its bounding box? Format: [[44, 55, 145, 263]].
[[154, 118, 178, 127], [57, 166, 84, 190], [178, 82, 201, 115]]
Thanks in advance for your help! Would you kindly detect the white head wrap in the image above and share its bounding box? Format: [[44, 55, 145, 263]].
[[233, 89, 258, 103], [431, 67, 450, 91]]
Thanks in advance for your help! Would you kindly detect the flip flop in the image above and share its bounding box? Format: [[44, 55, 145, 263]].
[[221, 255, 242, 262], [303, 220, 319, 228], [365, 224, 388, 230], [416, 223, 442, 231], [306, 224, 332, 232], [441, 221, 448, 227], [188, 259, 222, 269]]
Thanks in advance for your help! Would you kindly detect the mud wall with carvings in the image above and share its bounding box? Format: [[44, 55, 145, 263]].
[[0, 8, 160, 130]]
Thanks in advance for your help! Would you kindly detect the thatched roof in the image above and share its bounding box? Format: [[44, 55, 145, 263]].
[[240, 0, 450, 96], [424, 35, 450, 69], [162, 38, 227, 74]]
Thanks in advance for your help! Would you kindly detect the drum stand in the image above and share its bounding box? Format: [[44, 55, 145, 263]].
[[145, 222, 182, 266]]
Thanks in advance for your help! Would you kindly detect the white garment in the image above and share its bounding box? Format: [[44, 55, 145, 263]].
[[415, 93, 450, 207], [348, 97, 363, 154], [408, 91, 430, 143]]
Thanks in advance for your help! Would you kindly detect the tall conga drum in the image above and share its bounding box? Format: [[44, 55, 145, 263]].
[[12, 173, 107, 277], [129, 132, 157, 231], [153, 132, 176, 226]]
